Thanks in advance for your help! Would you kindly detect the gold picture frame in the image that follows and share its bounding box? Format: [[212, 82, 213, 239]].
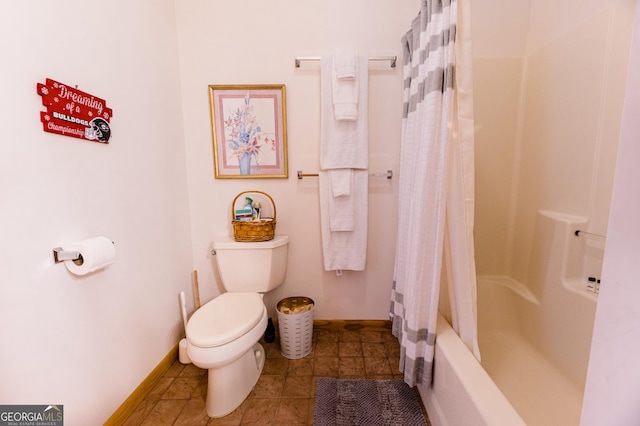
[[209, 84, 288, 179]]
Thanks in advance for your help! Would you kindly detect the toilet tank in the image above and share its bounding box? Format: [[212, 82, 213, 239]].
[[212, 234, 288, 293]]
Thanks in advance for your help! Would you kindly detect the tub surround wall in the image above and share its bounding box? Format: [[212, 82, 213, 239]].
[[472, 57, 523, 275], [473, 0, 633, 282], [439, 1, 633, 422], [508, 2, 631, 282], [476, 211, 598, 424], [478, 277, 585, 425], [521, 212, 597, 388], [470, 0, 636, 422], [427, 211, 598, 425]]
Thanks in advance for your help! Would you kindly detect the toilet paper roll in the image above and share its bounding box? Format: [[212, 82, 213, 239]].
[[64, 236, 116, 276]]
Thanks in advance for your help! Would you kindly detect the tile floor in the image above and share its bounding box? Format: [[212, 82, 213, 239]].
[[123, 320, 430, 426]]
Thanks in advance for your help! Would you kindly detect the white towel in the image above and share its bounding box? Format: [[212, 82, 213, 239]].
[[320, 54, 369, 169], [319, 53, 369, 271], [332, 49, 358, 121], [330, 169, 351, 197], [328, 169, 354, 232], [319, 170, 368, 271], [334, 48, 357, 78]]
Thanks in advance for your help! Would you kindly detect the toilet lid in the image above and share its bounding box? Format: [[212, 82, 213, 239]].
[[187, 292, 265, 348]]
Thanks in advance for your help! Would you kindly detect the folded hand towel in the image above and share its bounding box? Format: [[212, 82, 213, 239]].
[[332, 49, 359, 121], [319, 170, 368, 271], [334, 48, 357, 79], [330, 169, 352, 197], [328, 193, 355, 232], [328, 169, 354, 232], [321, 54, 369, 169]]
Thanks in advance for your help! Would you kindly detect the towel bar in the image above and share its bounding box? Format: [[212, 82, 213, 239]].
[[297, 170, 393, 180], [294, 55, 397, 68]]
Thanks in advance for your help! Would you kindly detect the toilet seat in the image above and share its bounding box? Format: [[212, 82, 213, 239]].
[[187, 292, 265, 348]]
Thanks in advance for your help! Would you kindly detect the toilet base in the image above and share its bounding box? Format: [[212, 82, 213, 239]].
[[205, 342, 266, 418]]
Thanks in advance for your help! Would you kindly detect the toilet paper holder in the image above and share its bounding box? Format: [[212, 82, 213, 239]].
[[52, 247, 82, 264]]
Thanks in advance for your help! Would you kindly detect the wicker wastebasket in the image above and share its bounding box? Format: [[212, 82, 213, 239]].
[[276, 297, 315, 359]]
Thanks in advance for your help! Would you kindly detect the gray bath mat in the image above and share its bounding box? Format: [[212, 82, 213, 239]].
[[313, 378, 428, 426]]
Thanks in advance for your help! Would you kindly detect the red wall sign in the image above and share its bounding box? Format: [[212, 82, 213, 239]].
[[37, 78, 113, 143]]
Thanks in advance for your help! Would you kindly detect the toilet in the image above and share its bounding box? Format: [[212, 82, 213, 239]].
[[186, 234, 289, 418]]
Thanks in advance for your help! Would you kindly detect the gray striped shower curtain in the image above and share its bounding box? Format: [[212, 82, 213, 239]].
[[390, 0, 479, 387]]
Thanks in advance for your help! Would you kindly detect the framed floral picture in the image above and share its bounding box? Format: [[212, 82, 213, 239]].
[[209, 84, 288, 179]]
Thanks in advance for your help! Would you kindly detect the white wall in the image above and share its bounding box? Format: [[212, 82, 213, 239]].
[[0, 2, 193, 424], [174, 0, 417, 320], [581, 3, 640, 423]]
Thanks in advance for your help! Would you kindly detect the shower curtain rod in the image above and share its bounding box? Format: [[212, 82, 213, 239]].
[[294, 55, 397, 68]]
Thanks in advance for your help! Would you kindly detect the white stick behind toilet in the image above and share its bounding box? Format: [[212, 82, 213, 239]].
[[179, 291, 192, 364], [180, 292, 189, 331]]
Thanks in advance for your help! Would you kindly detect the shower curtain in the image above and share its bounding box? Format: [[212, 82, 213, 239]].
[[390, 0, 479, 387]]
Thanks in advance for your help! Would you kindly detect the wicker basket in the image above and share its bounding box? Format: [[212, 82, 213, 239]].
[[231, 191, 277, 242]]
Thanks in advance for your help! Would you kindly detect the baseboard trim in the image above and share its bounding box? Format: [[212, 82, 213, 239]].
[[312, 319, 392, 332], [104, 344, 178, 426]]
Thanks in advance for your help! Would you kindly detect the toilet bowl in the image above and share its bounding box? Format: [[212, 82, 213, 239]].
[[185, 235, 288, 418], [187, 292, 268, 417]]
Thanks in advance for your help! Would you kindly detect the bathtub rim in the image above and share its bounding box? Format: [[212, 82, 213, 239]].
[[419, 313, 525, 426]]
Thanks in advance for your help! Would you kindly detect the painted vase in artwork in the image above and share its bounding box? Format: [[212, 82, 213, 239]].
[[239, 152, 252, 175]]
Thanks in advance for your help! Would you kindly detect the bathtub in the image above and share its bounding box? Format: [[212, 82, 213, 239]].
[[419, 211, 600, 426], [420, 311, 525, 426]]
